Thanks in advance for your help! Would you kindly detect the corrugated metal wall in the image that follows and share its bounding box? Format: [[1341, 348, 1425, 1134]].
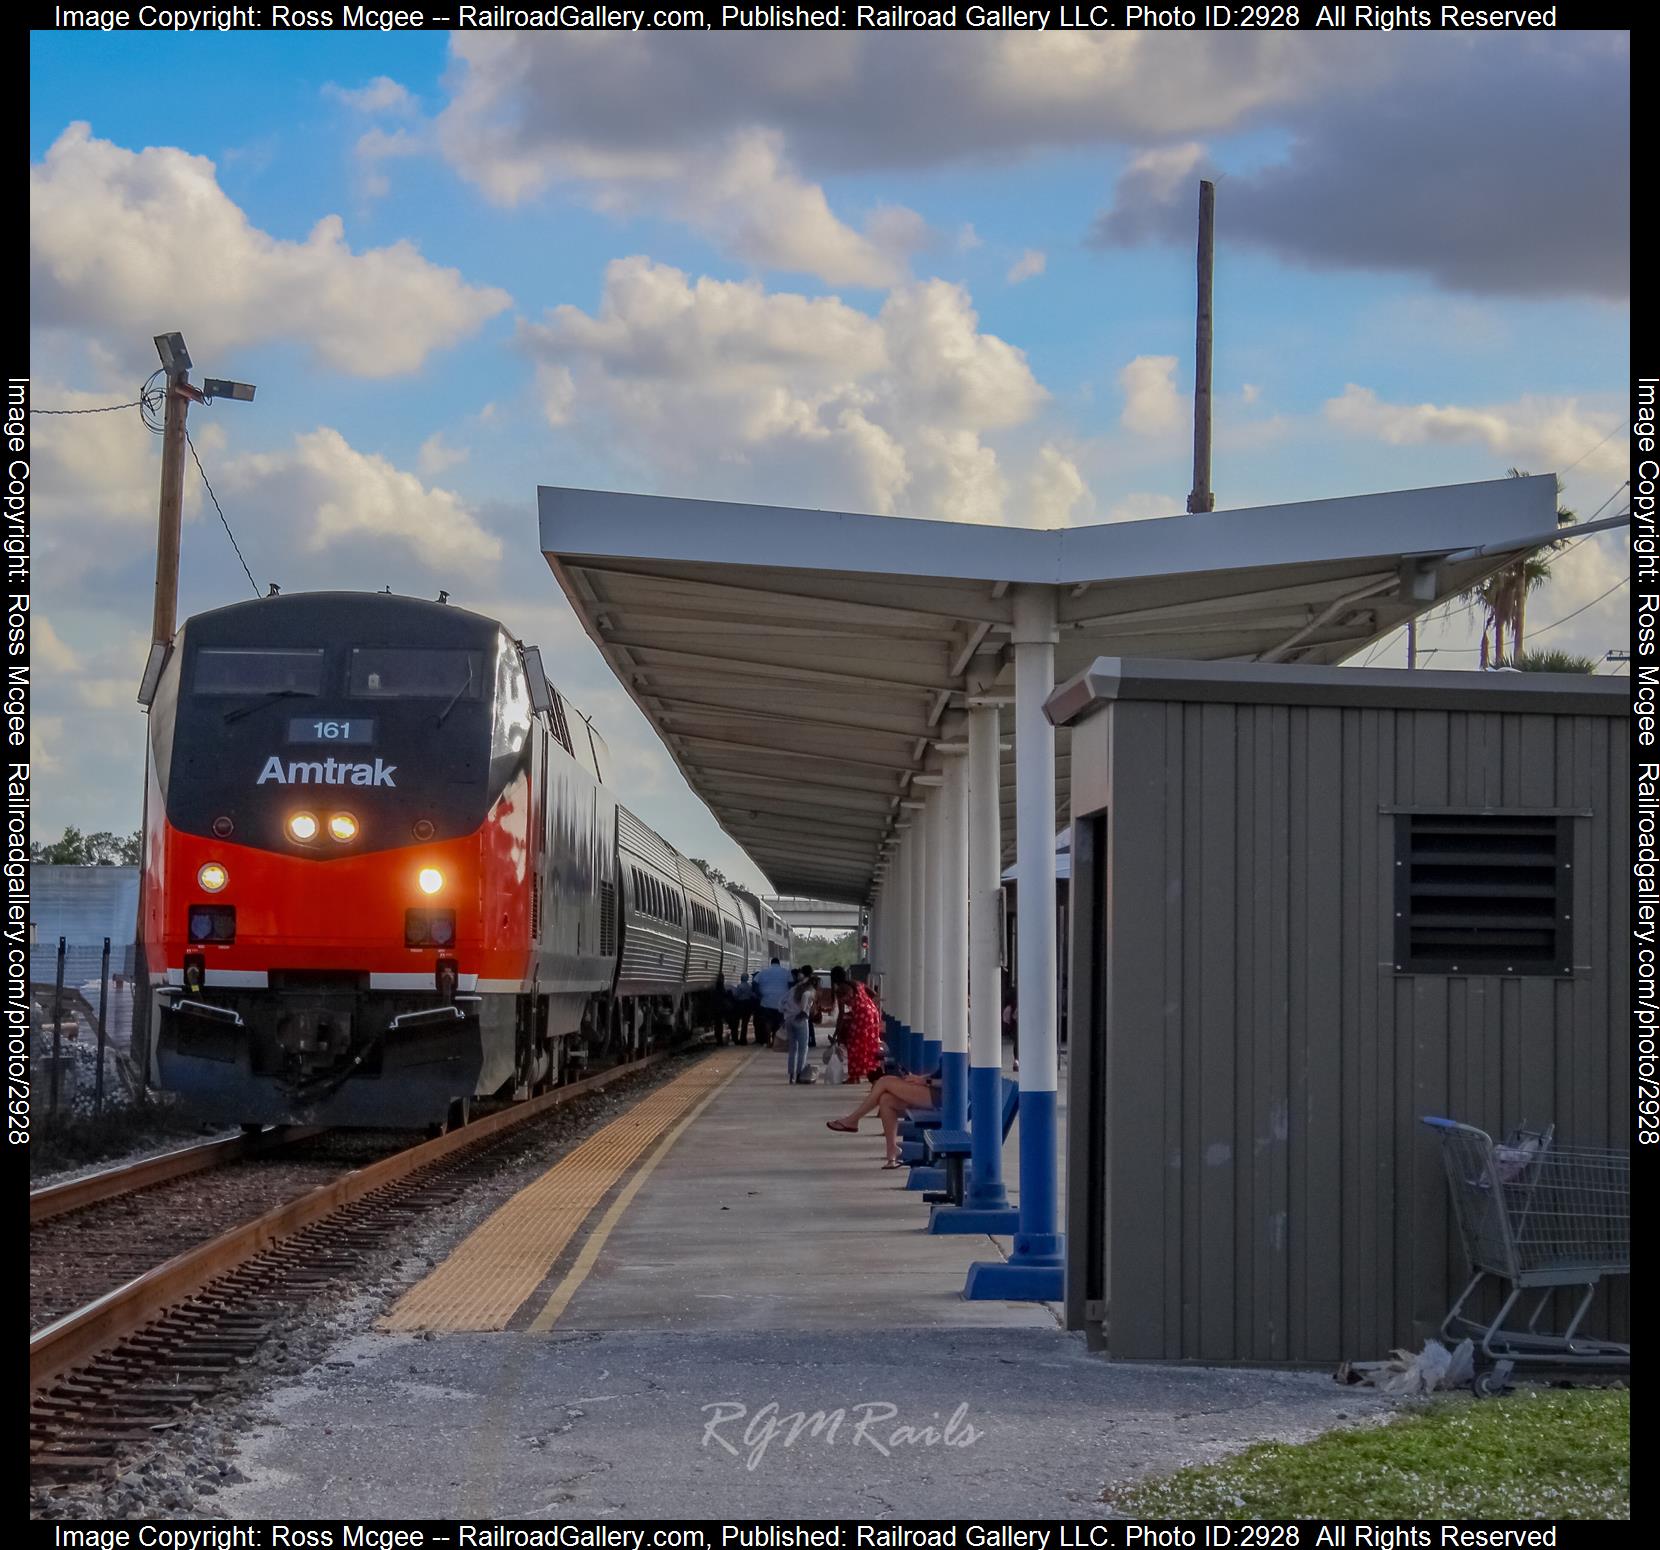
[[1068, 697, 1628, 1365]]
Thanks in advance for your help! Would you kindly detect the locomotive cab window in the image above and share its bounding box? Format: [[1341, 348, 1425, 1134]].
[[349, 648, 483, 699], [1394, 812, 1573, 976], [195, 648, 324, 696]]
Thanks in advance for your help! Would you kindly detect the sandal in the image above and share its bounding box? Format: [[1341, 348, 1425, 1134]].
[[881, 1160, 903, 1170], [825, 1118, 858, 1133]]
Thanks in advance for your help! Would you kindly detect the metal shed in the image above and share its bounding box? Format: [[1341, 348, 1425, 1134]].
[[1051, 659, 1629, 1365]]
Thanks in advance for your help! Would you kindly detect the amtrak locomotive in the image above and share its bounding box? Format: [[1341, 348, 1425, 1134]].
[[138, 591, 790, 1127]]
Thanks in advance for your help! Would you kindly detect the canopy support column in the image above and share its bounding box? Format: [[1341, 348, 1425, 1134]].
[[967, 584, 1064, 1301], [922, 785, 944, 1080], [906, 808, 928, 1073], [938, 742, 969, 1133], [932, 694, 1016, 1234]]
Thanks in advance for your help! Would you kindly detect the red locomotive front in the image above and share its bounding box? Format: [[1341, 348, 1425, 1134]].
[[141, 592, 535, 1127]]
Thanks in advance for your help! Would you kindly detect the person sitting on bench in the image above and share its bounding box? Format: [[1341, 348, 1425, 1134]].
[[825, 1072, 937, 1168]]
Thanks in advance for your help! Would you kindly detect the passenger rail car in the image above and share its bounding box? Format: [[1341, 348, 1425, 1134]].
[[138, 590, 787, 1128]]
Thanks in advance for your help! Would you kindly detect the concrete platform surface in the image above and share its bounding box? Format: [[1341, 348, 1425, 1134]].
[[211, 1045, 1387, 1518], [546, 1044, 1053, 1333], [217, 1326, 1389, 1519]]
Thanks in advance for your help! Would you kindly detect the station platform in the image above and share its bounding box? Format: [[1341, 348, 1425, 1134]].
[[217, 1043, 1380, 1518], [385, 1043, 1056, 1336]]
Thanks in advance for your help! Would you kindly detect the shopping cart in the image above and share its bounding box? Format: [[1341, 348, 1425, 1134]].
[[1422, 1117, 1629, 1390]]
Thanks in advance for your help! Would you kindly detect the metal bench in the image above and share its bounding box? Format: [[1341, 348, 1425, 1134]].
[[920, 1078, 1019, 1203]]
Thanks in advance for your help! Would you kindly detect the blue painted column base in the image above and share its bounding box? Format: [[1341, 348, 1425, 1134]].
[[921, 1037, 942, 1076], [928, 1203, 1020, 1235], [964, 1064, 1010, 1210], [939, 1049, 969, 1134], [906, 1165, 946, 1191], [963, 1256, 1063, 1301], [963, 1087, 1062, 1301]]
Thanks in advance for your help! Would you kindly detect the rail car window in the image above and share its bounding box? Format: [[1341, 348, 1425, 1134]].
[[194, 648, 324, 696], [349, 648, 483, 700]]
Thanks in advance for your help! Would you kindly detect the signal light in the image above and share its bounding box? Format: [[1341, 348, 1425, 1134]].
[[328, 812, 359, 843], [418, 867, 443, 895], [189, 905, 236, 944], [197, 862, 228, 893], [405, 908, 457, 948], [288, 812, 319, 842]]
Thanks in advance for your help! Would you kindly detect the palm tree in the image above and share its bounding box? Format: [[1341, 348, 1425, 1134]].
[[1515, 649, 1599, 674], [1464, 469, 1576, 667]]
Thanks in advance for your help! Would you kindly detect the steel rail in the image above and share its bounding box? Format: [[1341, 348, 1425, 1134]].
[[30, 1127, 324, 1227], [29, 1051, 674, 1394]]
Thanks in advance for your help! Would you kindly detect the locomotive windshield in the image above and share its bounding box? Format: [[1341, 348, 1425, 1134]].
[[156, 594, 526, 855], [348, 648, 484, 700], [195, 648, 325, 696]]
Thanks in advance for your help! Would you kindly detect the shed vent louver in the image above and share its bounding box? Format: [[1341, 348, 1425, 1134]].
[[1395, 813, 1572, 976]]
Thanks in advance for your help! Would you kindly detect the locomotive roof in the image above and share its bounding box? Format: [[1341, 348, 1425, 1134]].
[[184, 591, 503, 645]]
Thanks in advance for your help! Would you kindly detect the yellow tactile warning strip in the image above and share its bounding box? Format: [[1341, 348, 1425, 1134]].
[[381, 1052, 753, 1332]]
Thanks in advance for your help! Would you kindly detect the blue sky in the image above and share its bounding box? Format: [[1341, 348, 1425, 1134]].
[[30, 31, 1631, 888]]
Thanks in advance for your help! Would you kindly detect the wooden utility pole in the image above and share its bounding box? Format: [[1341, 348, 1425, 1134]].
[[151, 334, 203, 645], [1186, 179, 1217, 515]]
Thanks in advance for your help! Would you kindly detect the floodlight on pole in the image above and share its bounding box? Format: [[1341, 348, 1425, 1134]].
[[154, 333, 192, 374], [203, 378, 257, 403]]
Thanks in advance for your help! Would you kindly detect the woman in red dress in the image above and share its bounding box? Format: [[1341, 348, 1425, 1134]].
[[828, 966, 883, 1083]]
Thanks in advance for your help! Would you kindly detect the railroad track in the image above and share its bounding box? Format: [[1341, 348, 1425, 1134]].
[[29, 1051, 685, 1484], [31, 1126, 324, 1227]]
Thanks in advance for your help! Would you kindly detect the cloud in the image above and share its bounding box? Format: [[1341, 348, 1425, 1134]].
[[1025, 445, 1090, 527], [1323, 386, 1625, 488], [418, 432, 470, 476], [353, 126, 426, 199], [325, 76, 419, 116], [1103, 491, 1182, 525], [219, 429, 503, 578], [1118, 354, 1184, 437], [28, 381, 224, 584], [434, 34, 1369, 285], [669, 129, 916, 288], [519, 257, 1067, 524], [1092, 37, 1628, 300], [439, 34, 1355, 182], [31, 124, 510, 376], [1006, 249, 1046, 285], [30, 613, 81, 674]]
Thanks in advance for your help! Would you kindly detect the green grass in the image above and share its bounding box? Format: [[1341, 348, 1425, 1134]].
[[1107, 1387, 1629, 1520]]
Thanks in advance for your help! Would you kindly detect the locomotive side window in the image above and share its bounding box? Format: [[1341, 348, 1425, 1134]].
[[195, 648, 324, 696], [349, 648, 483, 699]]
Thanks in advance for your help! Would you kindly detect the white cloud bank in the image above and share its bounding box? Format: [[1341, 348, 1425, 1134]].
[[31, 124, 510, 376], [520, 257, 1087, 526]]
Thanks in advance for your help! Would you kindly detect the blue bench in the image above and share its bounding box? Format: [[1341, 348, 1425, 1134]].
[[922, 1078, 1019, 1205]]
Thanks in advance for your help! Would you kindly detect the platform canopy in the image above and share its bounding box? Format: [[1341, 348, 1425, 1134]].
[[540, 476, 1559, 904]]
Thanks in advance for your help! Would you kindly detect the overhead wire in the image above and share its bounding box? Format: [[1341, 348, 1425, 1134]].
[[32, 370, 261, 599], [186, 429, 261, 599]]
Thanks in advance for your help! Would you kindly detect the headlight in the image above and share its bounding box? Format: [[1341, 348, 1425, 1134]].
[[288, 812, 319, 842], [418, 867, 443, 895], [328, 812, 359, 843], [197, 862, 228, 893]]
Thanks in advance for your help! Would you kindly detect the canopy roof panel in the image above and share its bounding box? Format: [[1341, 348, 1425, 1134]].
[[540, 477, 1558, 904]]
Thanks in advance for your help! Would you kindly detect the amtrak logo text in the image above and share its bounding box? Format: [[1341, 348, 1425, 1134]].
[[257, 756, 397, 787]]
